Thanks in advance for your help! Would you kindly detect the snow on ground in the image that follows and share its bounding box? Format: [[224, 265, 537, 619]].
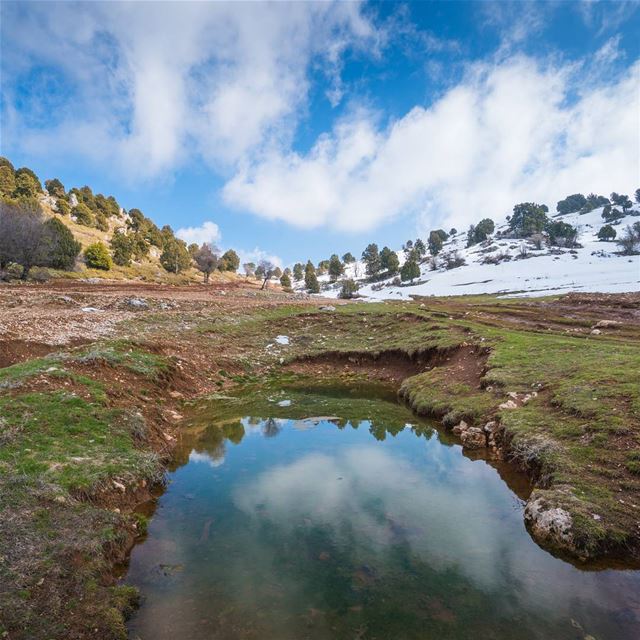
[[304, 205, 639, 300]]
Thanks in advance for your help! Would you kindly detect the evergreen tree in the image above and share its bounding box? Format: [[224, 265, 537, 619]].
[[328, 254, 344, 281], [193, 243, 219, 283], [305, 260, 320, 293], [45, 178, 66, 198], [597, 225, 616, 241], [219, 249, 240, 272], [280, 272, 292, 288], [293, 262, 304, 281], [400, 257, 420, 282], [635, 188, 640, 205], [509, 203, 549, 237], [338, 279, 359, 299], [160, 238, 191, 274], [414, 238, 426, 257], [342, 252, 355, 263], [44, 218, 81, 270], [556, 194, 586, 215], [110, 231, 134, 266], [428, 230, 443, 255], [361, 243, 381, 276], [0, 166, 16, 196], [72, 203, 95, 227]]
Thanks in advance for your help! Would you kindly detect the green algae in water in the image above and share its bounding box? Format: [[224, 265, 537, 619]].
[[125, 387, 640, 639]]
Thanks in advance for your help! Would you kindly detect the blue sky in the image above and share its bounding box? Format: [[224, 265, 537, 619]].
[[1, 1, 639, 267]]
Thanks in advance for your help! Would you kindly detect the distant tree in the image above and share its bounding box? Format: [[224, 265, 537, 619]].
[[428, 230, 443, 255], [602, 205, 624, 223], [597, 225, 616, 241], [556, 193, 586, 215], [84, 242, 112, 271], [362, 243, 381, 276], [467, 218, 495, 246], [616, 224, 640, 255], [434, 229, 449, 242], [15, 167, 42, 194], [379, 246, 393, 271], [400, 256, 420, 282], [582, 193, 609, 213], [635, 188, 640, 205], [193, 243, 219, 283], [338, 278, 359, 299], [219, 249, 240, 272], [187, 243, 199, 257], [328, 254, 344, 281], [0, 157, 14, 171], [56, 199, 70, 216], [273, 266, 282, 278], [305, 260, 320, 293], [546, 220, 578, 247], [160, 238, 191, 274], [293, 262, 304, 281], [509, 203, 549, 237], [385, 250, 400, 275], [13, 172, 40, 199], [45, 178, 66, 199], [280, 272, 292, 289], [110, 231, 134, 266], [45, 218, 81, 270], [402, 239, 414, 255], [94, 213, 109, 232], [127, 208, 146, 232], [449, 228, 457, 236], [413, 238, 426, 257], [342, 252, 355, 264], [0, 166, 16, 196], [317, 259, 329, 275], [243, 262, 256, 278], [258, 259, 276, 290], [72, 203, 95, 227]]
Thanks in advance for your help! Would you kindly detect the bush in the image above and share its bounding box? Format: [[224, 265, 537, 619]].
[[219, 249, 240, 272], [441, 251, 466, 270], [56, 198, 70, 216], [400, 258, 420, 282], [467, 218, 495, 246], [84, 242, 112, 270], [556, 194, 586, 215], [72, 203, 95, 227], [160, 238, 191, 273], [0, 165, 16, 196], [280, 272, 292, 288], [546, 221, 578, 247], [338, 279, 359, 299], [45, 178, 66, 198], [616, 224, 640, 255], [45, 218, 81, 269]]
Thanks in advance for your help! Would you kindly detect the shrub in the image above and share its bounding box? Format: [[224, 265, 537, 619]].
[[84, 242, 112, 270], [219, 249, 240, 272], [338, 279, 359, 299], [56, 198, 70, 216], [509, 203, 549, 237], [467, 218, 495, 246], [45, 178, 66, 198], [110, 231, 134, 266], [0, 166, 16, 196], [556, 194, 586, 215], [45, 218, 81, 270], [441, 251, 466, 270], [616, 224, 640, 255], [546, 221, 578, 247], [72, 203, 95, 226], [400, 257, 420, 282], [280, 272, 292, 289]]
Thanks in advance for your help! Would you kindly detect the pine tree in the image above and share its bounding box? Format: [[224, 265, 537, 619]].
[[328, 254, 344, 281]]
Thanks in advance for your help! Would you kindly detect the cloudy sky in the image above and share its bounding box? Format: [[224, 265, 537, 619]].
[[1, 1, 638, 265]]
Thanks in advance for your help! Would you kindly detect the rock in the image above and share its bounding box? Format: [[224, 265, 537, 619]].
[[452, 420, 469, 435], [592, 320, 620, 329], [69, 193, 79, 207], [590, 328, 601, 335], [483, 421, 497, 433], [168, 390, 183, 399], [112, 480, 126, 492], [126, 297, 149, 309], [524, 496, 574, 548], [461, 427, 486, 449], [319, 305, 336, 311], [499, 399, 518, 410], [507, 391, 519, 399]]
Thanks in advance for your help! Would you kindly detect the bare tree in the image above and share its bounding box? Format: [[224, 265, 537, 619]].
[[0, 200, 50, 278], [193, 243, 219, 283], [258, 259, 275, 290]]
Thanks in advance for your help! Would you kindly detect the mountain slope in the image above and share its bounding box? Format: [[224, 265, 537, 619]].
[[316, 205, 640, 299]]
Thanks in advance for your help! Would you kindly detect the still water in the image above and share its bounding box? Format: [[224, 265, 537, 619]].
[[126, 387, 640, 640]]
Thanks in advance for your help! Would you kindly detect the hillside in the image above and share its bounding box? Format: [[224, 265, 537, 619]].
[[313, 204, 640, 300], [0, 157, 243, 285]]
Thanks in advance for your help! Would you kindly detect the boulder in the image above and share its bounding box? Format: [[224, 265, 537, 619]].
[[452, 420, 468, 435], [499, 399, 518, 410], [319, 305, 336, 311], [592, 320, 620, 329], [524, 495, 574, 549], [126, 297, 149, 309], [461, 427, 486, 449]]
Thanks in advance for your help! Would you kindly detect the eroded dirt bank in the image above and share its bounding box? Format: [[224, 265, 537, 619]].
[[1, 282, 639, 639]]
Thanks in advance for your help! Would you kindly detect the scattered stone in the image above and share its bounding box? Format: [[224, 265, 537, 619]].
[[592, 514, 601, 521], [592, 320, 620, 329], [126, 297, 149, 309], [81, 306, 102, 313], [112, 480, 126, 492], [590, 328, 601, 335], [168, 390, 183, 399], [499, 399, 518, 410], [319, 305, 336, 311]]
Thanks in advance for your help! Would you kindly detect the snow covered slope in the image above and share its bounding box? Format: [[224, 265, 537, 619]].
[[314, 205, 640, 299]]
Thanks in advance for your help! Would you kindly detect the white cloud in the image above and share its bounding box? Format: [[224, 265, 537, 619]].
[[223, 56, 640, 234], [236, 247, 283, 269], [1, 1, 378, 178], [176, 221, 221, 247]]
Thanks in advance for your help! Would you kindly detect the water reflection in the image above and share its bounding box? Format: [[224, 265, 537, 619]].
[[127, 410, 640, 640]]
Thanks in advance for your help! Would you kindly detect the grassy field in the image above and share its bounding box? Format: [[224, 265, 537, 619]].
[[0, 285, 638, 638]]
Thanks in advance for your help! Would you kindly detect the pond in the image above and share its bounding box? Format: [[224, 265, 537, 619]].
[[125, 385, 640, 640]]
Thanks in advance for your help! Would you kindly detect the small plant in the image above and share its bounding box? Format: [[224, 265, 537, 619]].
[[84, 242, 112, 270], [338, 278, 359, 299]]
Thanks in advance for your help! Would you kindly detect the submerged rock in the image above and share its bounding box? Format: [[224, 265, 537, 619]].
[[461, 427, 486, 449]]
